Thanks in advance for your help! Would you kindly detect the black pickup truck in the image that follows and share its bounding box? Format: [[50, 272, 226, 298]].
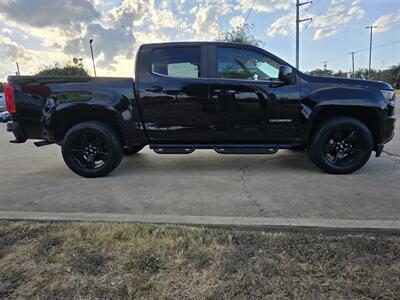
[[4, 42, 396, 177]]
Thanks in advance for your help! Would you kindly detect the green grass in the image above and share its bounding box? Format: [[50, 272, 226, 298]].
[[1, 221, 399, 299]]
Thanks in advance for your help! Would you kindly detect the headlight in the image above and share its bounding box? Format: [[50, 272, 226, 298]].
[[380, 90, 395, 106]]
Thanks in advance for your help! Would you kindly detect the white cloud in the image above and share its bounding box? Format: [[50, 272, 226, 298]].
[[237, 0, 292, 13], [0, 34, 69, 78], [0, 0, 100, 28], [150, 8, 179, 30], [191, 6, 220, 40], [373, 13, 400, 33], [63, 22, 135, 69], [134, 30, 171, 46], [174, 0, 186, 12], [0, 36, 30, 63], [312, 0, 364, 40], [105, 0, 149, 27], [229, 16, 245, 29], [266, 13, 294, 37]]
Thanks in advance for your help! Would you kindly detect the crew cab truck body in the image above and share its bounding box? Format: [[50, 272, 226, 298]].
[[4, 42, 396, 177]]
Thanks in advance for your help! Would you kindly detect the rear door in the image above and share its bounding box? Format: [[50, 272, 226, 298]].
[[136, 45, 211, 142], [208, 44, 301, 143]]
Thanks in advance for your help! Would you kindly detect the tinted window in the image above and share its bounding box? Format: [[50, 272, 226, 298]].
[[152, 47, 201, 78], [218, 47, 280, 81]]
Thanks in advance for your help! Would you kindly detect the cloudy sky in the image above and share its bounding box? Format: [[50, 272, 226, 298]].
[[0, 0, 399, 80]]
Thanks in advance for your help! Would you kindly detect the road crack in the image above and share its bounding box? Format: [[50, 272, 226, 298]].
[[382, 150, 400, 164], [382, 150, 400, 158], [239, 155, 284, 215]]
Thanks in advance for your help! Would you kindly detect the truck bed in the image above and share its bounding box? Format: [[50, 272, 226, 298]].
[[7, 76, 137, 141]]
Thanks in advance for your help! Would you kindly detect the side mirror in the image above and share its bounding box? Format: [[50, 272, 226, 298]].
[[278, 65, 293, 84]]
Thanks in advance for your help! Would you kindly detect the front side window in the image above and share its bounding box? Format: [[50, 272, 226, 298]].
[[152, 47, 201, 78], [218, 47, 280, 81]]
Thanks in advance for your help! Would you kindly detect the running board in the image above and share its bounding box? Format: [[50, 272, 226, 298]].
[[150, 144, 195, 154], [150, 144, 281, 155], [34, 140, 55, 147], [214, 145, 278, 154]]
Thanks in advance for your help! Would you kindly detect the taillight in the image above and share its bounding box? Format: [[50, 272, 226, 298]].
[[4, 83, 16, 113]]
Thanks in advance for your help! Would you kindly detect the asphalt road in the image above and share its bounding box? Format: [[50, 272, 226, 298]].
[[0, 117, 399, 221]]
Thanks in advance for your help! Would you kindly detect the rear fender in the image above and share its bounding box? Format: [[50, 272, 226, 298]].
[[43, 89, 147, 147]]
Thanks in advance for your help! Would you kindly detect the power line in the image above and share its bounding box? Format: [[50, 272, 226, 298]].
[[325, 40, 400, 63], [244, 0, 256, 23]]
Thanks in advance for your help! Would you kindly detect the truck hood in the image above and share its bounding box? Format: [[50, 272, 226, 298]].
[[303, 74, 393, 90]]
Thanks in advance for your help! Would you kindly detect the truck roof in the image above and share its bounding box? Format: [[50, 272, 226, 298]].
[[139, 41, 289, 68], [140, 41, 260, 48]]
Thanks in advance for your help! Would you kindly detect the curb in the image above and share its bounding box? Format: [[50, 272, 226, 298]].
[[1, 211, 400, 233]]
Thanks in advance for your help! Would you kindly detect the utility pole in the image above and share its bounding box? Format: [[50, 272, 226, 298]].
[[348, 51, 356, 76], [322, 61, 327, 71], [89, 39, 97, 77], [296, 0, 312, 70], [366, 25, 378, 79], [15, 61, 20, 76]]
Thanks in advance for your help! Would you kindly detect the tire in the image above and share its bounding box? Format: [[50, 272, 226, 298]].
[[124, 145, 144, 155], [308, 117, 373, 174], [62, 121, 123, 178]]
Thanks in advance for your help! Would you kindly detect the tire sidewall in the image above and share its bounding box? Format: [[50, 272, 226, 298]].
[[62, 122, 123, 178], [309, 117, 373, 174]]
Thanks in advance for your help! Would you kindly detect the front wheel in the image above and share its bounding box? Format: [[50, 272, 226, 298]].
[[308, 117, 373, 174], [62, 122, 123, 178]]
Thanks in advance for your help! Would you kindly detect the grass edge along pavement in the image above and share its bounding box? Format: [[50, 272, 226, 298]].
[[1, 221, 399, 299]]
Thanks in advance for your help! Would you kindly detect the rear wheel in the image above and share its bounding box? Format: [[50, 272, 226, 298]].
[[308, 117, 373, 174], [62, 122, 123, 178]]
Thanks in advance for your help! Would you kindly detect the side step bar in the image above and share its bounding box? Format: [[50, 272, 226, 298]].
[[34, 140, 55, 147], [214, 145, 277, 154], [151, 144, 195, 154], [149, 144, 289, 155]]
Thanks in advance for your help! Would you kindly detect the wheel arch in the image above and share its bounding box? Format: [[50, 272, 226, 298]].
[[51, 105, 146, 148], [308, 105, 382, 150]]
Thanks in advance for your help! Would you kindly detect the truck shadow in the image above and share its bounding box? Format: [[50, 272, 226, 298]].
[[116, 149, 319, 176]]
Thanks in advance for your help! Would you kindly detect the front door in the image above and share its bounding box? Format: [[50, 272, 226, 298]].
[[209, 45, 301, 143]]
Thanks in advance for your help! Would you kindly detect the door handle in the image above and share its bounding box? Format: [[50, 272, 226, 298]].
[[214, 89, 236, 95], [146, 86, 163, 93]]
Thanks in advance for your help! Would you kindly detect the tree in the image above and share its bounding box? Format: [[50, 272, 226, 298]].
[[307, 68, 334, 77], [218, 23, 263, 47], [307, 64, 400, 88], [353, 65, 400, 87], [35, 61, 90, 76], [0, 82, 4, 92]]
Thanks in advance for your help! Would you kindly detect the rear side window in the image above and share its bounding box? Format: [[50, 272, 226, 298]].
[[151, 47, 201, 78]]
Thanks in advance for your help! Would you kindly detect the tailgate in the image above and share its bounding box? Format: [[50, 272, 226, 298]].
[[6, 76, 91, 140]]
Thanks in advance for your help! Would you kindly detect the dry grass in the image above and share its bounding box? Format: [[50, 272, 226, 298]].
[[0, 221, 399, 299]]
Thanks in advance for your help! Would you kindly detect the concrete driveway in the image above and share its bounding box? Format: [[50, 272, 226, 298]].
[[0, 115, 399, 225]]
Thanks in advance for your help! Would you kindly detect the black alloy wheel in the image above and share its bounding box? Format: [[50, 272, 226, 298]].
[[62, 122, 123, 178], [322, 128, 364, 167], [70, 131, 110, 170], [308, 117, 373, 174]]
